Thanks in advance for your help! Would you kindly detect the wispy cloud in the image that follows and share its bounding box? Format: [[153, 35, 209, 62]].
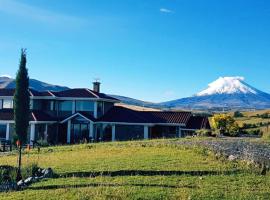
[[0, 0, 86, 28], [160, 8, 174, 14]]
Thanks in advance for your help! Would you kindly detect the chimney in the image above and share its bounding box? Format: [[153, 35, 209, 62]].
[[93, 81, 101, 93]]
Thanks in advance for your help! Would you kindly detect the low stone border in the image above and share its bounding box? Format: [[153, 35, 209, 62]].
[[0, 168, 54, 192]]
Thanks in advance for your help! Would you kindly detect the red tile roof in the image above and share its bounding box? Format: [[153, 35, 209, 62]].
[[0, 89, 15, 96], [186, 116, 211, 130], [99, 106, 192, 125], [0, 88, 119, 101], [0, 110, 57, 122]]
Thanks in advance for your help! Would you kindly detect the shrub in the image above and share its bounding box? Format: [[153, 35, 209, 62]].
[[211, 114, 240, 136], [0, 166, 17, 184], [241, 129, 262, 136], [36, 139, 49, 147], [195, 129, 212, 137], [233, 111, 244, 118]]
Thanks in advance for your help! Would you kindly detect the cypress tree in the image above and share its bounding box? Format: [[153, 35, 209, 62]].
[[14, 49, 30, 181]]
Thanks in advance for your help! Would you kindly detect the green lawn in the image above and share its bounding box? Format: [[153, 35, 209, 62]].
[[0, 139, 269, 200]]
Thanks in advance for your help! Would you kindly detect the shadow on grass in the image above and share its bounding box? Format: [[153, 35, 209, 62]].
[[28, 182, 196, 190], [26, 170, 241, 191], [55, 170, 241, 178]]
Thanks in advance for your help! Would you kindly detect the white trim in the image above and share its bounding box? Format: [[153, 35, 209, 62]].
[[67, 120, 71, 143], [0, 120, 56, 124], [28, 90, 34, 97], [144, 125, 149, 139], [47, 91, 55, 97], [89, 122, 94, 139], [31, 112, 37, 121], [30, 121, 57, 124], [85, 88, 99, 98], [94, 102, 98, 118], [0, 120, 14, 123], [5, 123, 10, 140], [60, 112, 94, 124], [0, 97, 14, 99], [178, 127, 182, 137], [30, 124, 35, 145], [45, 124, 48, 141], [112, 125, 116, 141]]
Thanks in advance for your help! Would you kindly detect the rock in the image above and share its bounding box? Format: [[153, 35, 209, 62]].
[[43, 168, 53, 178], [17, 180, 25, 188], [24, 177, 34, 185], [228, 155, 237, 161], [41, 169, 46, 174]]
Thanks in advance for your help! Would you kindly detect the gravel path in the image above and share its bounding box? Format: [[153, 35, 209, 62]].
[[171, 138, 270, 168]]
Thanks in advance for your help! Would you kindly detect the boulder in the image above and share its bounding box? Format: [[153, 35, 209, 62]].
[[24, 177, 34, 185], [43, 168, 53, 178], [17, 180, 25, 188], [228, 155, 238, 161]]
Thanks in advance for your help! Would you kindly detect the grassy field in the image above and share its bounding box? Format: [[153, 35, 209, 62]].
[[0, 139, 270, 200]]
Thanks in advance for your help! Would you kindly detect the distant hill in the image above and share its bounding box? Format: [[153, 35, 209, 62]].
[[0, 75, 69, 91], [109, 95, 161, 109]]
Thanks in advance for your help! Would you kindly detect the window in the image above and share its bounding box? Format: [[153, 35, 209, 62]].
[[76, 101, 94, 112], [0, 100, 2, 109], [0, 124, 6, 139], [59, 101, 73, 111], [3, 99, 13, 109], [97, 102, 103, 117]]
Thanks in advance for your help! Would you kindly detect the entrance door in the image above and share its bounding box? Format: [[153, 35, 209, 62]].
[[71, 123, 89, 143]]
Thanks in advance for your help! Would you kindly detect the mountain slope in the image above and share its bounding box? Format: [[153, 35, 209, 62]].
[[109, 95, 160, 108], [161, 77, 270, 110], [0, 76, 69, 91]]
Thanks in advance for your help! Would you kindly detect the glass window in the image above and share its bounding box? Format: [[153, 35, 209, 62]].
[[59, 101, 73, 111], [3, 99, 13, 109], [97, 102, 103, 117], [0, 124, 6, 139], [76, 101, 94, 112], [0, 100, 2, 109]]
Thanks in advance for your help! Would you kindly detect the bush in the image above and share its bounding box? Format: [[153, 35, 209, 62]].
[[257, 113, 270, 119], [36, 139, 49, 147], [241, 129, 262, 136], [211, 114, 240, 136], [195, 129, 212, 137], [233, 111, 244, 118], [0, 166, 17, 184]]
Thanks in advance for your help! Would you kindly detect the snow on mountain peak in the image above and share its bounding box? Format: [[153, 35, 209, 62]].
[[196, 76, 258, 96], [0, 75, 12, 79]]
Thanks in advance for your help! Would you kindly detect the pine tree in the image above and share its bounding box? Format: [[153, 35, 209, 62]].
[[14, 49, 30, 181]]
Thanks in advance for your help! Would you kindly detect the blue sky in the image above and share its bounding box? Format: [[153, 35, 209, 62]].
[[0, 0, 270, 102]]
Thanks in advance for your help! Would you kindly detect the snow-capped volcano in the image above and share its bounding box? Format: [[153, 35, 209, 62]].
[[161, 76, 270, 110], [196, 77, 258, 96]]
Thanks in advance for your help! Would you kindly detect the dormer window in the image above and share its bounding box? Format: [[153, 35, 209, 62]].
[[3, 99, 13, 109]]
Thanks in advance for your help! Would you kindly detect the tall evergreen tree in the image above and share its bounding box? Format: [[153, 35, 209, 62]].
[[14, 49, 30, 181]]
